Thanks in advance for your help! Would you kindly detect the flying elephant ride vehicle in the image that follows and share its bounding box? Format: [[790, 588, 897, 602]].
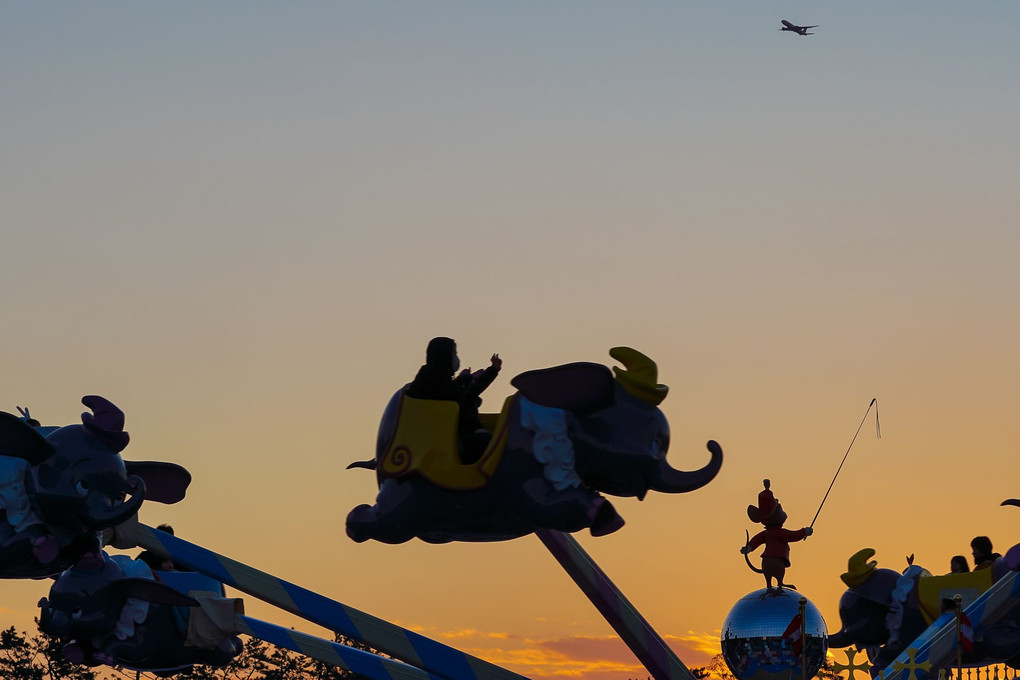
[[0, 396, 191, 579], [345, 346, 723, 544], [38, 550, 244, 673], [828, 547, 1020, 673]]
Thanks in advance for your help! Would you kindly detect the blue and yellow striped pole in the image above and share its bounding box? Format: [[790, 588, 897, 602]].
[[135, 524, 529, 680], [880, 570, 1020, 680], [235, 616, 445, 680]]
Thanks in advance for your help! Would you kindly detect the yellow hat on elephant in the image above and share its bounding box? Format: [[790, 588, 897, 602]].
[[842, 548, 879, 588], [610, 347, 668, 406]]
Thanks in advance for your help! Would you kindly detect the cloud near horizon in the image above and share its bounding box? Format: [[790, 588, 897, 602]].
[[438, 628, 514, 641], [402, 626, 723, 680]]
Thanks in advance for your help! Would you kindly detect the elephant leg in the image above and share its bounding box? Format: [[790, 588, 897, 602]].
[[346, 480, 420, 544], [590, 498, 624, 537], [62, 642, 98, 666], [872, 643, 906, 676], [0, 531, 35, 563], [346, 504, 421, 545], [346, 504, 372, 543], [194, 638, 243, 667], [983, 621, 1020, 660], [519, 479, 624, 536]]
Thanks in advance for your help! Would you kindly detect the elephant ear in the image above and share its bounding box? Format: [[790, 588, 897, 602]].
[[0, 411, 55, 465], [124, 462, 192, 504], [511, 363, 615, 414], [111, 578, 200, 607]]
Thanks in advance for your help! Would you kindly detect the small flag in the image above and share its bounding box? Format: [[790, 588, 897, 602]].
[[959, 611, 974, 652], [783, 613, 803, 656]]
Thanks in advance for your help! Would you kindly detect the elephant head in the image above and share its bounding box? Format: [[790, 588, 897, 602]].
[[39, 552, 196, 639], [346, 347, 723, 544], [540, 347, 722, 498], [826, 549, 904, 650], [39, 551, 209, 668], [0, 396, 192, 577], [31, 396, 146, 529], [39, 551, 243, 670]]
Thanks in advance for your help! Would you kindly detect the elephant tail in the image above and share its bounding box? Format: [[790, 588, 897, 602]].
[[743, 530, 764, 574]]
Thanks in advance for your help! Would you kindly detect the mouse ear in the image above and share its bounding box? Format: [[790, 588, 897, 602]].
[[747, 504, 765, 524], [0, 412, 55, 466]]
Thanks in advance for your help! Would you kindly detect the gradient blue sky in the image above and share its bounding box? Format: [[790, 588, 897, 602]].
[[2, 4, 1019, 678]]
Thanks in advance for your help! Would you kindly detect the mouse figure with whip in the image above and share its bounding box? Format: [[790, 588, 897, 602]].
[[741, 479, 812, 592], [740, 398, 881, 593]]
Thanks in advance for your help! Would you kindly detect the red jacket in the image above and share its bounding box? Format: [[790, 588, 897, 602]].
[[747, 526, 808, 566]]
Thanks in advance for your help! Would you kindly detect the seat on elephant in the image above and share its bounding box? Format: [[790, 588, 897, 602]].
[[157, 570, 243, 650], [378, 393, 514, 490], [917, 569, 994, 624]]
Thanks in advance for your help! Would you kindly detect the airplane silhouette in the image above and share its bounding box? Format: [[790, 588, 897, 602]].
[[780, 20, 818, 36]]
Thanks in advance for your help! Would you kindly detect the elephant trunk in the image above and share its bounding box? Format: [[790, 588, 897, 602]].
[[39, 609, 70, 637], [826, 630, 853, 648], [82, 475, 146, 528], [647, 440, 723, 494]]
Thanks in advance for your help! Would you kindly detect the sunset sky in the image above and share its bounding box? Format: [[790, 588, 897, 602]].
[[2, 3, 1019, 679]]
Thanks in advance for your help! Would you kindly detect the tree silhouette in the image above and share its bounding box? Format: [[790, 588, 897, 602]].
[[689, 653, 848, 680], [0, 626, 375, 680], [690, 653, 737, 679], [1, 625, 100, 680]]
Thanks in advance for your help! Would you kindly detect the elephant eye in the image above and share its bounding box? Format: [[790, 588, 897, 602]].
[[75, 481, 89, 496], [71, 609, 82, 620]]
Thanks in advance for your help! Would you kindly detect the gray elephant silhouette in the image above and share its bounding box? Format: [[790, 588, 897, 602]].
[[827, 548, 1020, 674], [38, 551, 242, 671], [346, 347, 723, 544], [0, 396, 191, 578]]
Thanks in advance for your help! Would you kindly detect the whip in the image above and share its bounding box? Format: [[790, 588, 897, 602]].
[[809, 398, 880, 530]]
